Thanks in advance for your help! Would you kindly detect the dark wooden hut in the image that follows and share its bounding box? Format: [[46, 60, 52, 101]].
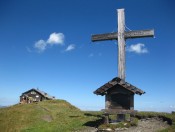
[[94, 77, 145, 114], [20, 88, 55, 104]]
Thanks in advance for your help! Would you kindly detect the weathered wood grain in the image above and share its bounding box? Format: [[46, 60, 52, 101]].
[[125, 29, 154, 38], [91, 29, 154, 42], [118, 9, 125, 80]]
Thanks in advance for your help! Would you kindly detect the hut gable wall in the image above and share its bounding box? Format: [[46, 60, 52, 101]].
[[106, 85, 134, 110], [20, 90, 43, 103], [20, 89, 54, 104], [108, 85, 132, 95]]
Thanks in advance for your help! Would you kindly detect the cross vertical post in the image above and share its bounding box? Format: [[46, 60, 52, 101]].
[[91, 8, 154, 80], [118, 9, 126, 81]]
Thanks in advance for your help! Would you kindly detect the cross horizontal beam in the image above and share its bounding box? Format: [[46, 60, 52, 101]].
[[92, 29, 154, 42]]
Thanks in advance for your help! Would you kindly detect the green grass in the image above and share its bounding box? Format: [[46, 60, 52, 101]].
[[0, 100, 102, 132], [1, 101, 175, 132], [130, 117, 138, 126]]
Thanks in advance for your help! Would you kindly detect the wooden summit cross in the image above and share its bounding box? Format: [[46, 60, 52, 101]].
[[92, 8, 154, 123], [92, 9, 154, 80]]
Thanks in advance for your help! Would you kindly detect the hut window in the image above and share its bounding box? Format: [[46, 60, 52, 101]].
[[31, 91, 36, 94]]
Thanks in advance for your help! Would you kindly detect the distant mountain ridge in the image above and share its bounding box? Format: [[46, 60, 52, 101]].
[[0, 105, 6, 108]]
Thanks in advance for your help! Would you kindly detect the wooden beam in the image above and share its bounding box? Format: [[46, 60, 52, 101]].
[[92, 32, 117, 42], [125, 29, 154, 39], [102, 109, 137, 114], [118, 8, 125, 80], [91, 29, 154, 42]]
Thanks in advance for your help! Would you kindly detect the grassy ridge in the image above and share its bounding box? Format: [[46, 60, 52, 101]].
[[1, 100, 175, 132], [0, 100, 101, 132]]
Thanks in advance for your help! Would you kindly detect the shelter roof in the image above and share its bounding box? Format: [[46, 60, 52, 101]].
[[94, 77, 145, 96]]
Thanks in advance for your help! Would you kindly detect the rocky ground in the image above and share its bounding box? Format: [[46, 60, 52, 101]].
[[117, 118, 169, 132], [79, 117, 170, 132]]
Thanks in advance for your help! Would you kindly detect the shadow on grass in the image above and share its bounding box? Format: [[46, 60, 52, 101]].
[[83, 113, 104, 127], [69, 116, 81, 118], [84, 113, 103, 118]]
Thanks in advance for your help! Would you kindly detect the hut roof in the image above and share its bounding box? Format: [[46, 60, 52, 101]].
[[94, 77, 145, 96], [21, 88, 55, 100]]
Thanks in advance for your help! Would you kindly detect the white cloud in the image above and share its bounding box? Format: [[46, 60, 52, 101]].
[[65, 44, 75, 51], [127, 43, 148, 54], [47, 32, 64, 45], [33, 32, 65, 52], [34, 39, 47, 52]]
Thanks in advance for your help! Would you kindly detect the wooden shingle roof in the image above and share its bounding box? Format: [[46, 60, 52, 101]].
[[94, 77, 145, 96], [22, 88, 55, 100]]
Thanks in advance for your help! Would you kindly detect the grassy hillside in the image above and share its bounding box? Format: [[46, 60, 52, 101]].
[[1, 100, 175, 132], [0, 100, 101, 132]]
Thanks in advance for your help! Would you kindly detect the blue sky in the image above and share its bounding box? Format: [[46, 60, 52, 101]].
[[0, 0, 175, 112]]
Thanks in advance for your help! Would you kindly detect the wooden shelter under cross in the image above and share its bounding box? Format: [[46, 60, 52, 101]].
[[91, 9, 154, 123]]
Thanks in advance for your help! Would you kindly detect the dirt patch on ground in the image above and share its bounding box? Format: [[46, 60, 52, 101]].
[[42, 115, 53, 122], [122, 118, 169, 132], [79, 118, 170, 132]]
